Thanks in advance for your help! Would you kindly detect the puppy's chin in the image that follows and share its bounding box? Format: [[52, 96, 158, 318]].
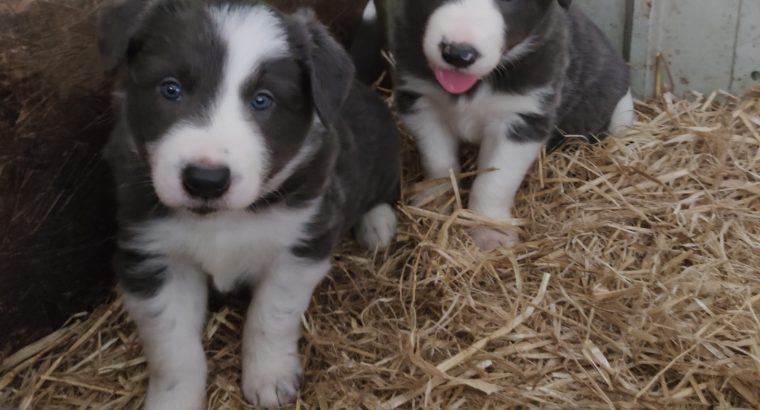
[[188, 205, 218, 216], [177, 198, 260, 215], [154, 181, 263, 215], [155, 195, 225, 215], [161, 201, 221, 216]]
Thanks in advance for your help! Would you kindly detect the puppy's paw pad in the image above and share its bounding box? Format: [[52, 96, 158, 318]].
[[469, 226, 519, 251], [355, 204, 397, 250], [143, 374, 206, 410], [243, 355, 302, 408]]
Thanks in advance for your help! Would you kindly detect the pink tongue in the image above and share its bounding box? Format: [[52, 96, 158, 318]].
[[434, 67, 479, 94]]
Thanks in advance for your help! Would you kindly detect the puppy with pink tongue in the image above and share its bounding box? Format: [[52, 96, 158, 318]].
[[434, 68, 480, 94], [386, 0, 633, 250]]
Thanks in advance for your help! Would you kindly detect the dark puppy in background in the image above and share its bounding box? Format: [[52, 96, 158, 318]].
[[98, 0, 399, 408], [383, 0, 633, 250]]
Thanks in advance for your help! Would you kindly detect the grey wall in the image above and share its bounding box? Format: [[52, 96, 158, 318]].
[[576, 0, 760, 99]]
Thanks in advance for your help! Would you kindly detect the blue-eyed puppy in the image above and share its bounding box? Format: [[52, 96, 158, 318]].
[[98, 0, 400, 408]]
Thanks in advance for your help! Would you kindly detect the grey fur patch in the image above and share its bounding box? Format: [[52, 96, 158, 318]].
[[389, 0, 630, 145], [102, 1, 401, 296]]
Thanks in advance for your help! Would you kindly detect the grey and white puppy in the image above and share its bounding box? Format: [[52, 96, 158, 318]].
[[98, 0, 400, 408], [386, 0, 633, 250]]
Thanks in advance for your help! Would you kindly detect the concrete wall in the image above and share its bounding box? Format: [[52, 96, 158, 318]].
[[576, 0, 760, 99], [574, 0, 629, 56]]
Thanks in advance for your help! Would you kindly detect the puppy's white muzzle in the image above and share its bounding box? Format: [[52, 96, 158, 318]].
[[423, 0, 505, 94], [148, 122, 267, 212]]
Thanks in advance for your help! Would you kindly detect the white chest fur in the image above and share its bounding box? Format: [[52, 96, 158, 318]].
[[400, 75, 549, 144], [127, 203, 318, 292]]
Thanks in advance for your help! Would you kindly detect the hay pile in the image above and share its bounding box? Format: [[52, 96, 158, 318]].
[[2, 88, 760, 409]]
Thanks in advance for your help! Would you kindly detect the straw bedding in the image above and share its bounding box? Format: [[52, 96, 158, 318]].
[[1, 57, 760, 410], [4, 0, 755, 409], [2, 87, 758, 409]]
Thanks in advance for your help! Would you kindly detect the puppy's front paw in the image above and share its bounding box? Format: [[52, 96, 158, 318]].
[[242, 352, 302, 408], [469, 226, 520, 251], [144, 376, 206, 410]]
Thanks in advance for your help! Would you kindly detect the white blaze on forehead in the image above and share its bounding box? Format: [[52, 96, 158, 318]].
[[149, 5, 290, 210], [423, 0, 505, 77]]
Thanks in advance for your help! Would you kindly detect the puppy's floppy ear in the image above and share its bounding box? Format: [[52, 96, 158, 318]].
[[97, 0, 153, 74], [557, 0, 573, 8], [290, 9, 355, 128]]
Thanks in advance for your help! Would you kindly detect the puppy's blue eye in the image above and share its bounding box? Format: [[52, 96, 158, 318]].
[[160, 79, 183, 101], [250, 91, 274, 111]]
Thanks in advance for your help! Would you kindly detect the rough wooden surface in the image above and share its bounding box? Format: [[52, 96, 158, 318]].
[[0, 0, 117, 354]]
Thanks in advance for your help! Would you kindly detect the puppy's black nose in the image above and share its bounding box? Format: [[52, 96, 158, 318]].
[[182, 165, 231, 200], [440, 42, 480, 68]]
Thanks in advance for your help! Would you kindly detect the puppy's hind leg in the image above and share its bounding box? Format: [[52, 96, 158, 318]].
[[355, 203, 397, 250], [120, 255, 208, 410], [608, 89, 635, 135]]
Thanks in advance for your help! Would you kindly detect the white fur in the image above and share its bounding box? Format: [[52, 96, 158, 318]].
[[400, 74, 549, 188], [362, 0, 377, 22], [467, 117, 543, 250], [122, 5, 395, 409], [469, 225, 519, 251], [469, 137, 542, 221], [502, 34, 538, 64], [400, 76, 547, 247], [123, 202, 322, 409], [400, 90, 460, 181], [127, 202, 320, 292], [122, 260, 208, 410], [608, 89, 635, 135], [355, 203, 397, 250], [423, 0, 505, 78], [242, 256, 330, 407], [401, 76, 549, 146], [125, 11, 321, 405], [148, 6, 289, 211]]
